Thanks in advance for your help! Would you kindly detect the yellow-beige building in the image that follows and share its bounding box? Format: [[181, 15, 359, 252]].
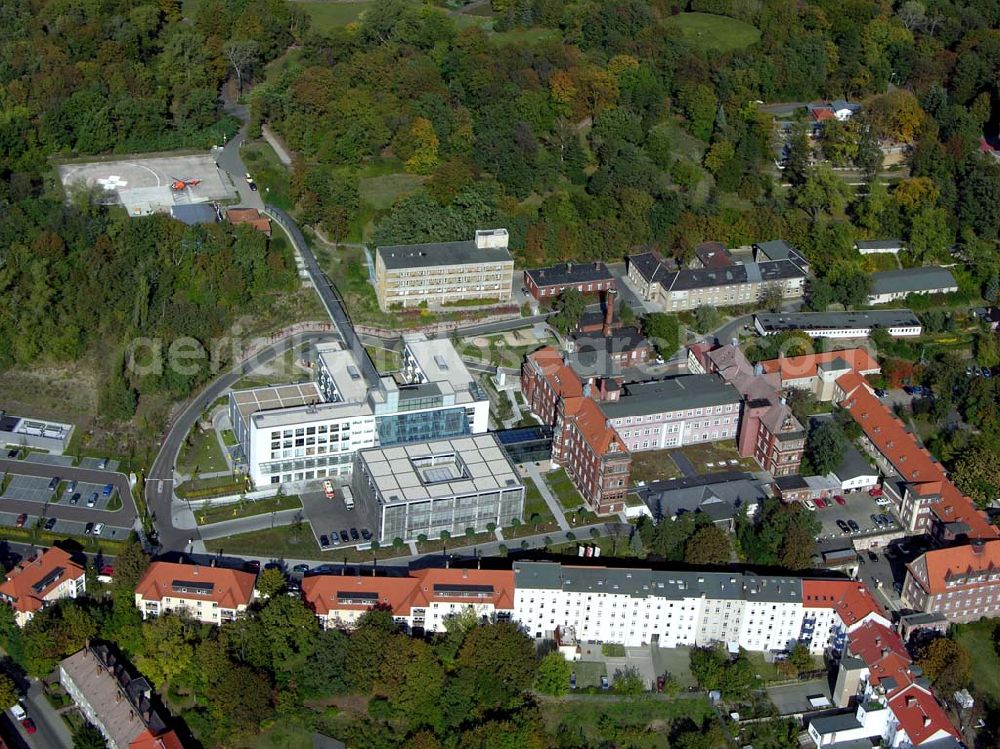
[[375, 229, 514, 309]]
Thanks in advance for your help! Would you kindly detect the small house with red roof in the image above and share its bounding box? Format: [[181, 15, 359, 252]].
[[0, 547, 86, 627], [134, 562, 257, 624]]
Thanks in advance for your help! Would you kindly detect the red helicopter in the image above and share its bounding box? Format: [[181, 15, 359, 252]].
[[169, 176, 202, 191]]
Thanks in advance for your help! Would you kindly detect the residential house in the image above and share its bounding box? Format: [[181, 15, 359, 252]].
[[634, 471, 767, 532], [855, 239, 904, 255], [226, 207, 271, 237], [867, 267, 958, 305], [754, 310, 923, 338], [374, 228, 514, 309], [902, 539, 1000, 624], [302, 567, 515, 632], [134, 562, 257, 624], [523, 262, 615, 301], [60, 644, 186, 749], [0, 547, 86, 627]]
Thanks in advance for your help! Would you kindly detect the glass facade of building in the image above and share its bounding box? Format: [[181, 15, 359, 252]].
[[375, 407, 470, 446], [380, 488, 524, 542]]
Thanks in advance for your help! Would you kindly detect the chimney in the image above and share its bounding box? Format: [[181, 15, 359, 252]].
[[603, 288, 617, 337]]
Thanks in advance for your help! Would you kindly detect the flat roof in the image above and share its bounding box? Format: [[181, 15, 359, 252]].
[[377, 239, 512, 271], [358, 434, 522, 503], [602, 375, 740, 418], [315, 342, 370, 404], [524, 262, 613, 287], [755, 310, 921, 332], [869, 266, 957, 295], [856, 239, 903, 250], [402, 334, 480, 398], [233, 382, 323, 424]]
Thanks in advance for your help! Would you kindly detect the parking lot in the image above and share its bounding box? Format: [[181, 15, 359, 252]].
[[576, 643, 659, 689], [300, 488, 379, 550], [766, 678, 833, 715], [809, 492, 900, 548], [4, 475, 118, 511], [4, 474, 59, 504]]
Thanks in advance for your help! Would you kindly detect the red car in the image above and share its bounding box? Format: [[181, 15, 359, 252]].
[[814, 497, 828, 509], [834, 495, 846, 506], [22, 718, 36, 734], [99, 564, 114, 577], [869, 486, 883, 497]]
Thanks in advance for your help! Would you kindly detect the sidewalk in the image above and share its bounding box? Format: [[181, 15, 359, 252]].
[[523, 464, 571, 531]]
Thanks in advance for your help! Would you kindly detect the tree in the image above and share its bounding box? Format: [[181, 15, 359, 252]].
[[535, 651, 571, 696], [759, 283, 784, 313], [612, 666, 646, 695], [642, 313, 680, 357], [0, 674, 16, 711], [795, 165, 850, 220], [866, 89, 925, 143], [683, 525, 731, 566], [789, 643, 812, 673], [953, 438, 1000, 507], [457, 622, 537, 710], [550, 288, 586, 335], [225, 40, 261, 96], [806, 419, 846, 475], [72, 722, 107, 749], [693, 305, 722, 333], [916, 637, 972, 694], [111, 539, 149, 600], [135, 614, 195, 691], [256, 567, 286, 598], [975, 331, 1000, 369]]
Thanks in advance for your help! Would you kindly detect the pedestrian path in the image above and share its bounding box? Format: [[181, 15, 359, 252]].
[[523, 463, 571, 531]]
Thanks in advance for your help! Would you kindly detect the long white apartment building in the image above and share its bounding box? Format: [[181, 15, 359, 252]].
[[230, 334, 490, 487], [512, 562, 886, 656]]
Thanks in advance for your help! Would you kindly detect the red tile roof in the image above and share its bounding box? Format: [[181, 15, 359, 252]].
[[847, 620, 909, 670], [135, 563, 256, 610], [801, 579, 887, 629], [303, 568, 516, 618], [839, 384, 997, 539], [570, 397, 626, 456], [0, 547, 84, 614], [811, 107, 836, 122], [888, 684, 960, 745], [130, 730, 186, 749], [226, 208, 272, 236], [911, 539, 1000, 595], [761, 348, 880, 381], [527, 347, 583, 399]]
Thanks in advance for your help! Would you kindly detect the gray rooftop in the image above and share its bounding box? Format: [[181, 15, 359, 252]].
[[808, 713, 864, 735], [512, 561, 804, 603], [377, 237, 512, 271], [602, 375, 740, 419], [869, 266, 957, 296], [525, 261, 613, 287], [755, 310, 921, 332], [636, 472, 766, 524], [856, 239, 904, 251]]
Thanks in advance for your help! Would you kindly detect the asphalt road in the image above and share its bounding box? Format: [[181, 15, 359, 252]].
[[0, 460, 136, 530], [20, 678, 72, 749], [144, 331, 340, 552]]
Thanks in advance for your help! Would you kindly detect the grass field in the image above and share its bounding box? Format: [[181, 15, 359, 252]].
[[678, 441, 756, 474], [298, 1, 376, 32], [664, 12, 761, 53], [194, 494, 302, 526], [545, 468, 584, 510], [506, 477, 559, 538], [359, 172, 427, 210], [631, 449, 682, 484], [541, 695, 715, 747], [954, 619, 1000, 704], [242, 139, 293, 210], [177, 427, 229, 475]]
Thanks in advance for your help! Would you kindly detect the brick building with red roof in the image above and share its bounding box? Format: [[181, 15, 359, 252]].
[[134, 562, 257, 624], [902, 538, 1000, 623]]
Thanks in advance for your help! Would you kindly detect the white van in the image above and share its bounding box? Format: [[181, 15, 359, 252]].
[[342, 486, 355, 510]]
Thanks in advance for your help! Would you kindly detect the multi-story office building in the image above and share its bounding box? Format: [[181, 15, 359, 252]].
[[688, 343, 805, 476], [902, 539, 1000, 623], [601, 375, 742, 452], [0, 547, 86, 627], [375, 228, 515, 309], [352, 434, 525, 543], [134, 562, 257, 624], [303, 567, 515, 632], [230, 335, 490, 487], [627, 246, 806, 312]]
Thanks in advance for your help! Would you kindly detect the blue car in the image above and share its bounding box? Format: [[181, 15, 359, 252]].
[[102, 483, 113, 497]]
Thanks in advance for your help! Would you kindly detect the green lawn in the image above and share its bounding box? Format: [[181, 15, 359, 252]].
[[359, 172, 427, 210], [242, 140, 293, 210], [194, 494, 303, 526], [506, 478, 559, 538], [954, 619, 1000, 704], [541, 695, 715, 747], [677, 441, 756, 474], [297, 0, 376, 32], [175, 474, 246, 499], [664, 12, 761, 53], [544, 468, 584, 510], [237, 722, 314, 749], [630, 449, 682, 485], [205, 522, 411, 562], [177, 427, 229, 476]]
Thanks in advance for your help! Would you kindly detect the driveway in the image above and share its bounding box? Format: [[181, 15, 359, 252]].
[[766, 678, 832, 716]]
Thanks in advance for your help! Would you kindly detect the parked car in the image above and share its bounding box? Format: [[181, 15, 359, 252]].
[[869, 485, 883, 497], [48, 476, 60, 491], [802, 499, 816, 511], [292, 564, 310, 574], [569, 672, 577, 689], [21, 718, 35, 734], [656, 675, 665, 692], [983, 368, 993, 379], [44, 517, 56, 531], [10, 703, 26, 721], [874, 495, 891, 506], [814, 497, 828, 509], [15, 513, 27, 528], [69, 492, 81, 505], [102, 483, 113, 497], [361, 528, 372, 541], [600, 675, 610, 690], [836, 519, 851, 533], [350, 528, 360, 541], [847, 519, 860, 533], [834, 495, 846, 506], [92, 522, 105, 536], [244, 560, 261, 573], [328, 532, 339, 546], [87, 492, 97, 507], [340, 530, 350, 543], [97, 457, 109, 469], [65, 480, 77, 493], [871, 513, 883, 527], [868, 550, 879, 562], [99, 564, 114, 577], [319, 535, 331, 550], [6, 449, 19, 459], [84, 522, 95, 535], [878, 513, 893, 526]]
